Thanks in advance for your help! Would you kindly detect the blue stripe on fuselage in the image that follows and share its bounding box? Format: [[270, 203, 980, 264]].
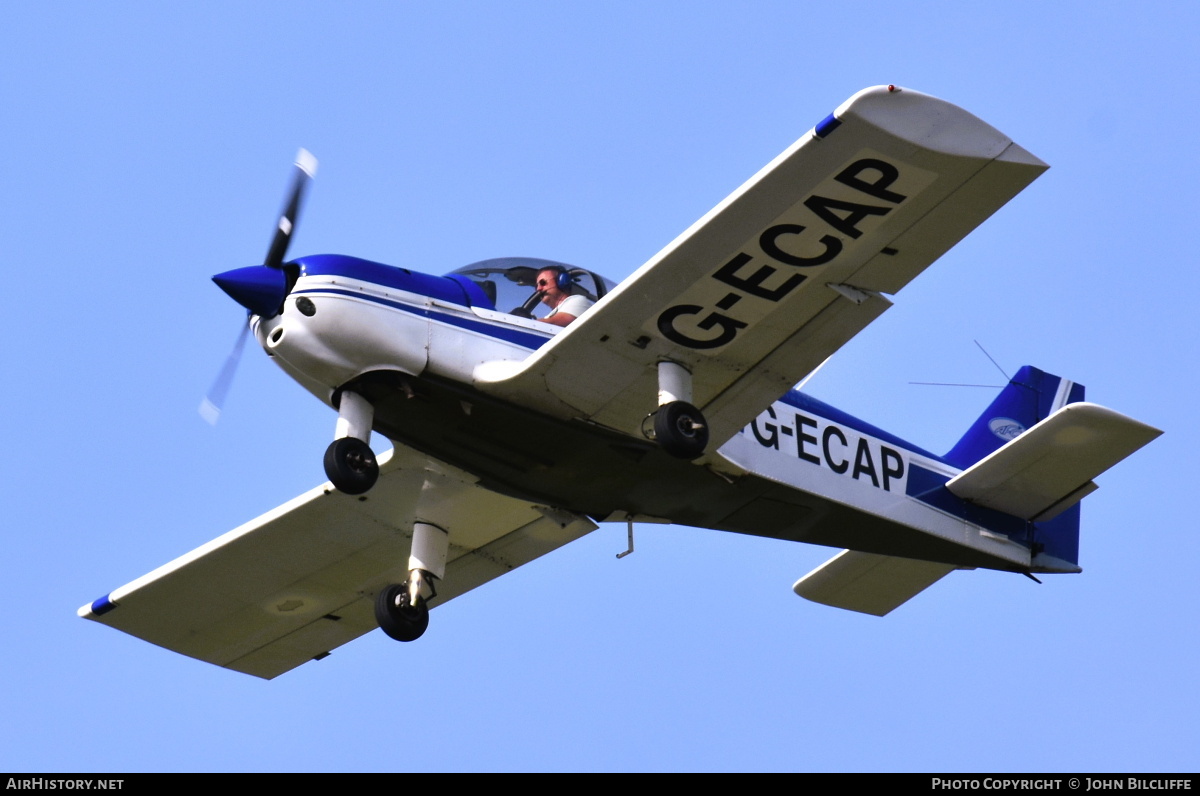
[[294, 254, 476, 307], [293, 286, 553, 350]]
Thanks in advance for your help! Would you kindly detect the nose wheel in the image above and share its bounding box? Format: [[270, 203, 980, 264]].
[[324, 390, 378, 494], [374, 583, 429, 642], [323, 437, 379, 494]]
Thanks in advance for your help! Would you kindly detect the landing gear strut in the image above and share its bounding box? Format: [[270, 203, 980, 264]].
[[375, 522, 448, 643], [324, 390, 379, 494], [648, 360, 708, 459]]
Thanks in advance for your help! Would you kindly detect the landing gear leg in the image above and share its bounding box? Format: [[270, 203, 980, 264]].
[[650, 360, 708, 459], [324, 390, 379, 494], [375, 522, 448, 643]]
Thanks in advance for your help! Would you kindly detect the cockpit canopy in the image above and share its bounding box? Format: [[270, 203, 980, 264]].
[[447, 257, 616, 320]]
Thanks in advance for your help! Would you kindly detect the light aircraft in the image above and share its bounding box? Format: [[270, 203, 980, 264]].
[[79, 86, 1160, 679]]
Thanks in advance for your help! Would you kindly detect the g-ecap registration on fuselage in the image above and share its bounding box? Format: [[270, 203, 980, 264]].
[[80, 86, 1160, 679]]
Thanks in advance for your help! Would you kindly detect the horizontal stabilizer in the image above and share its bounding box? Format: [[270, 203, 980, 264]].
[[793, 550, 956, 616], [946, 402, 1161, 521]]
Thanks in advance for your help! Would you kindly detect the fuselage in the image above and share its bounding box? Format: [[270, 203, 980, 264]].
[[235, 252, 1051, 575]]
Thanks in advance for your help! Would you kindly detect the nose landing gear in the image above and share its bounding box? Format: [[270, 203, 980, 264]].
[[324, 390, 379, 494], [323, 437, 379, 495]]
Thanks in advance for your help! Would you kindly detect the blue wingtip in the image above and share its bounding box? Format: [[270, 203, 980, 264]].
[[91, 594, 117, 615], [814, 113, 841, 139]]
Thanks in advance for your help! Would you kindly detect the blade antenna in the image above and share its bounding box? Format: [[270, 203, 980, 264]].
[[975, 340, 1010, 382]]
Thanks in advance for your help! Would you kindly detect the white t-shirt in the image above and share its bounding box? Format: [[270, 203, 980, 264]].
[[548, 294, 594, 319]]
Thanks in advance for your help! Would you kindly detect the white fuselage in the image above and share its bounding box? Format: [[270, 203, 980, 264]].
[[254, 270, 555, 408], [251, 265, 1052, 575]]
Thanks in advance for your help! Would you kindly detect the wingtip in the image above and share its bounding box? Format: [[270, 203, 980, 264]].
[[79, 593, 117, 619]]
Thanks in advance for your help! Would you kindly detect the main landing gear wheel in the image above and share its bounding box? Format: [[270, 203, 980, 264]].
[[654, 400, 709, 460], [323, 437, 379, 494], [375, 583, 429, 642]]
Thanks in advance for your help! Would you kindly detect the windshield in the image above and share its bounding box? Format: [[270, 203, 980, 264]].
[[447, 257, 616, 320]]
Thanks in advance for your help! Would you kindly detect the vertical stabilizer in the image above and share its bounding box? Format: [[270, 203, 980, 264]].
[[943, 366, 1085, 568], [943, 366, 1085, 470]]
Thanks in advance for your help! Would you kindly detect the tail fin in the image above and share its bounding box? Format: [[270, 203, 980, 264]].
[[944, 366, 1087, 570], [942, 366, 1161, 571], [944, 365, 1085, 470]]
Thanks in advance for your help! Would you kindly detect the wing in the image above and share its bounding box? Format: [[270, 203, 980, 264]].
[[78, 445, 597, 679], [475, 86, 1048, 450]]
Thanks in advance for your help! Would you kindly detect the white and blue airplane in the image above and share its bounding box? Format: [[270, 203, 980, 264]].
[[79, 86, 1160, 679]]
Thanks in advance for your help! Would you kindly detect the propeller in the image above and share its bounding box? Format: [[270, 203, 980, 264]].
[[199, 323, 251, 425], [200, 149, 318, 425], [265, 148, 318, 269]]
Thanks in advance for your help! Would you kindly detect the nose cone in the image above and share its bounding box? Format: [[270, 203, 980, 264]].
[[212, 266, 289, 317]]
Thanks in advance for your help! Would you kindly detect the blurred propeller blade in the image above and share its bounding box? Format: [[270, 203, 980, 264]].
[[263, 148, 318, 269], [199, 322, 252, 425]]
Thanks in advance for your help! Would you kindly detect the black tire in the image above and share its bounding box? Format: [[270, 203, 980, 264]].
[[374, 583, 429, 642], [323, 437, 379, 495], [654, 400, 708, 459]]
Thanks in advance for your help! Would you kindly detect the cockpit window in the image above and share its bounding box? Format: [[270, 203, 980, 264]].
[[447, 257, 616, 320]]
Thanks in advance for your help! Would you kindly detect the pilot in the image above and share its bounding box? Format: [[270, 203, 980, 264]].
[[536, 266, 594, 327]]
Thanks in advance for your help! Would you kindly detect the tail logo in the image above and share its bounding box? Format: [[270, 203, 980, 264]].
[[988, 417, 1025, 441]]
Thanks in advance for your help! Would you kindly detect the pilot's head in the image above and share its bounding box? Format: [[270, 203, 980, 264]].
[[536, 267, 570, 307]]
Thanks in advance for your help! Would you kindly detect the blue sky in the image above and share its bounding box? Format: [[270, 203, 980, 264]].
[[3, 1, 1197, 773]]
